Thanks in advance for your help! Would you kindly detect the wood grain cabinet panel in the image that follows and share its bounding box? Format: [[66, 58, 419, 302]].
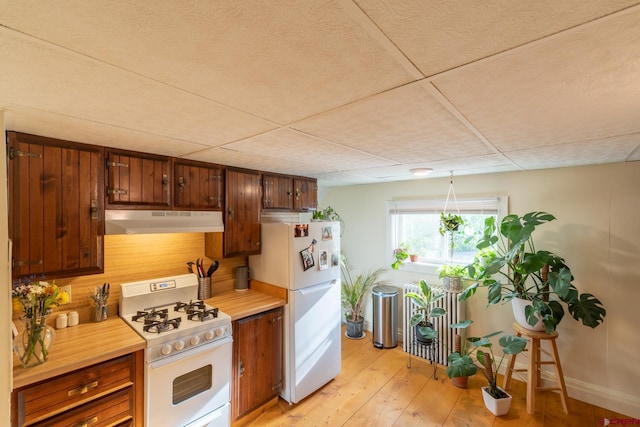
[[105, 149, 170, 208], [7, 132, 104, 279], [13, 353, 140, 427], [174, 160, 223, 210], [224, 169, 261, 257], [232, 307, 283, 422], [293, 177, 317, 212], [262, 173, 293, 211]]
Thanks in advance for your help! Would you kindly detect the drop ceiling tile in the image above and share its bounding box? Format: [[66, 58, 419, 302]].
[[220, 128, 395, 173], [294, 81, 493, 163], [1, 0, 416, 124], [432, 8, 640, 152], [504, 135, 640, 169], [355, 0, 639, 76], [0, 28, 277, 146], [2, 105, 209, 157]]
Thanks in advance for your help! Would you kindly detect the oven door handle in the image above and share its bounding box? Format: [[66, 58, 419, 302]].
[[149, 335, 232, 369]]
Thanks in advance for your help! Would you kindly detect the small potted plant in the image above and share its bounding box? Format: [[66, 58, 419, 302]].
[[437, 264, 467, 292], [445, 320, 475, 388], [405, 280, 446, 343], [439, 212, 464, 260], [340, 254, 389, 339], [311, 210, 324, 221], [391, 242, 410, 270], [446, 328, 528, 416]]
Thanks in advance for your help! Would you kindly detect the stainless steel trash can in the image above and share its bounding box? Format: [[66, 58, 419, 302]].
[[372, 285, 398, 349]]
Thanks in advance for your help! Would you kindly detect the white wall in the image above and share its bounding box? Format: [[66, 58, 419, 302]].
[[320, 162, 640, 418], [1, 111, 11, 425]]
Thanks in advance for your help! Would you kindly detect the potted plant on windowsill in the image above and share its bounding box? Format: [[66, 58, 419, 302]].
[[461, 211, 606, 333], [391, 242, 410, 270], [446, 328, 528, 416], [340, 254, 389, 339], [405, 280, 446, 343], [438, 264, 467, 292]]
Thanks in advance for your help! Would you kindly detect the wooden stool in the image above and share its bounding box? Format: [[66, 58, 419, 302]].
[[502, 322, 570, 415]]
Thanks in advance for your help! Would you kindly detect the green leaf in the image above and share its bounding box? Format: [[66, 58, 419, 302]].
[[450, 319, 473, 329], [548, 267, 572, 300], [568, 293, 607, 328], [499, 335, 527, 354], [431, 307, 446, 318], [487, 281, 502, 305]]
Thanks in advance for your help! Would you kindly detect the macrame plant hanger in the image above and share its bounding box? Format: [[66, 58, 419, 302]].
[[443, 171, 460, 262]]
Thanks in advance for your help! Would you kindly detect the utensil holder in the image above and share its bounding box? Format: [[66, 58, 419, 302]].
[[92, 303, 108, 322], [198, 277, 211, 300]]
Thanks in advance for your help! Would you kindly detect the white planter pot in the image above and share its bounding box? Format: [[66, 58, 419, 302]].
[[511, 297, 544, 331], [482, 386, 512, 416]]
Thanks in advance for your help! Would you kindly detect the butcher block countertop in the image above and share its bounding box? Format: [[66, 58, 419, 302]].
[[12, 281, 285, 390], [12, 317, 145, 390], [205, 280, 287, 321]]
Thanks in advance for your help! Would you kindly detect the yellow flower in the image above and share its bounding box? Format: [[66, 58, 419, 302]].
[[12, 297, 22, 316]]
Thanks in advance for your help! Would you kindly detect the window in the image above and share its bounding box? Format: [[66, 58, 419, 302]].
[[386, 196, 507, 272]]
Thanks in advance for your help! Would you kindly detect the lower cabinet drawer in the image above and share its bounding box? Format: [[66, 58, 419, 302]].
[[32, 387, 134, 427]]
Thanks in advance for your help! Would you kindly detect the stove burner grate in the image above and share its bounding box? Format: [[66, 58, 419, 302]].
[[187, 307, 219, 322], [174, 300, 205, 313], [143, 317, 182, 334], [132, 308, 168, 323]]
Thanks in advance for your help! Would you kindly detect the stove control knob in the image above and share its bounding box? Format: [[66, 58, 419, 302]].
[[204, 330, 214, 340], [190, 335, 200, 346], [215, 327, 225, 337], [161, 344, 172, 355], [174, 340, 185, 351]]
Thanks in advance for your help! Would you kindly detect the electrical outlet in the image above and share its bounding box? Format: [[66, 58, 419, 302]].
[[60, 285, 72, 304]]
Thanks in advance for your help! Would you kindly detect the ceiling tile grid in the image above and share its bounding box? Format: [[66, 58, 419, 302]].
[[1, 1, 639, 186]]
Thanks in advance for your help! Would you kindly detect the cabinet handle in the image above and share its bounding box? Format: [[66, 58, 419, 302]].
[[106, 161, 128, 168], [73, 416, 98, 427], [178, 176, 186, 193], [67, 380, 99, 397], [239, 359, 244, 378], [162, 173, 169, 186], [106, 187, 129, 195], [228, 208, 234, 218]]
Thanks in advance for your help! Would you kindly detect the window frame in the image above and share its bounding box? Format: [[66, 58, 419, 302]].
[[385, 195, 508, 275]]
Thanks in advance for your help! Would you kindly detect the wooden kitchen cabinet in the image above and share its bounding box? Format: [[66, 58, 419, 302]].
[[224, 168, 261, 257], [12, 352, 142, 427], [262, 173, 293, 211], [232, 307, 283, 422], [173, 159, 224, 210], [293, 176, 318, 212], [105, 148, 171, 208], [7, 132, 104, 279]]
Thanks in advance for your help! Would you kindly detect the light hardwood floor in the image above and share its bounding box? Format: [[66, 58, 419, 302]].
[[248, 327, 627, 426]]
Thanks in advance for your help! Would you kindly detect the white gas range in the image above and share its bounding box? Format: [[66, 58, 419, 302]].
[[120, 273, 232, 427]]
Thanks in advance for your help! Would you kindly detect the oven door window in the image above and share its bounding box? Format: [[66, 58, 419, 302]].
[[173, 364, 213, 404]]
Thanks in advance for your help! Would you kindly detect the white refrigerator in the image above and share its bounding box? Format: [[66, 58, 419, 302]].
[[249, 221, 341, 404]]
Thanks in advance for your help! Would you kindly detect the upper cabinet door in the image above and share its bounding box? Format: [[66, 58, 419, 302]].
[[224, 169, 261, 257], [7, 132, 104, 279], [293, 177, 318, 212], [174, 160, 224, 210], [262, 173, 293, 211], [105, 149, 170, 208]]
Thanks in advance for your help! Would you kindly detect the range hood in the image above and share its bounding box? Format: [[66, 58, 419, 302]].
[[105, 210, 224, 235]]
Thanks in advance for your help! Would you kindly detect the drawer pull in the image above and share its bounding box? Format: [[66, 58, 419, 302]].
[[68, 380, 98, 397], [74, 416, 98, 427]]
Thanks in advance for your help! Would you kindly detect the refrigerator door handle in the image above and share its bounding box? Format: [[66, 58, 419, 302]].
[[298, 280, 337, 295]]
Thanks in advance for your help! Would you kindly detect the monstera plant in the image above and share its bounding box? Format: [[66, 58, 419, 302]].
[[461, 211, 606, 333]]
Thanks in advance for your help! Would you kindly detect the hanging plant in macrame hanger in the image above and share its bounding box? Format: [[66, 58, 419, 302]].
[[439, 171, 464, 262]]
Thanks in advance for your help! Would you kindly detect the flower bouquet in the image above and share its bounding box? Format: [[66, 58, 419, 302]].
[[12, 277, 68, 367]]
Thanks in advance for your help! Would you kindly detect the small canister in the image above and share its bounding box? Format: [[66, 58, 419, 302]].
[[56, 313, 68, 329], [68, 311, 79, 327]]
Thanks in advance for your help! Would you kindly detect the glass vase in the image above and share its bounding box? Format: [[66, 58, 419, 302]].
[[13, 317, 56, 368]]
